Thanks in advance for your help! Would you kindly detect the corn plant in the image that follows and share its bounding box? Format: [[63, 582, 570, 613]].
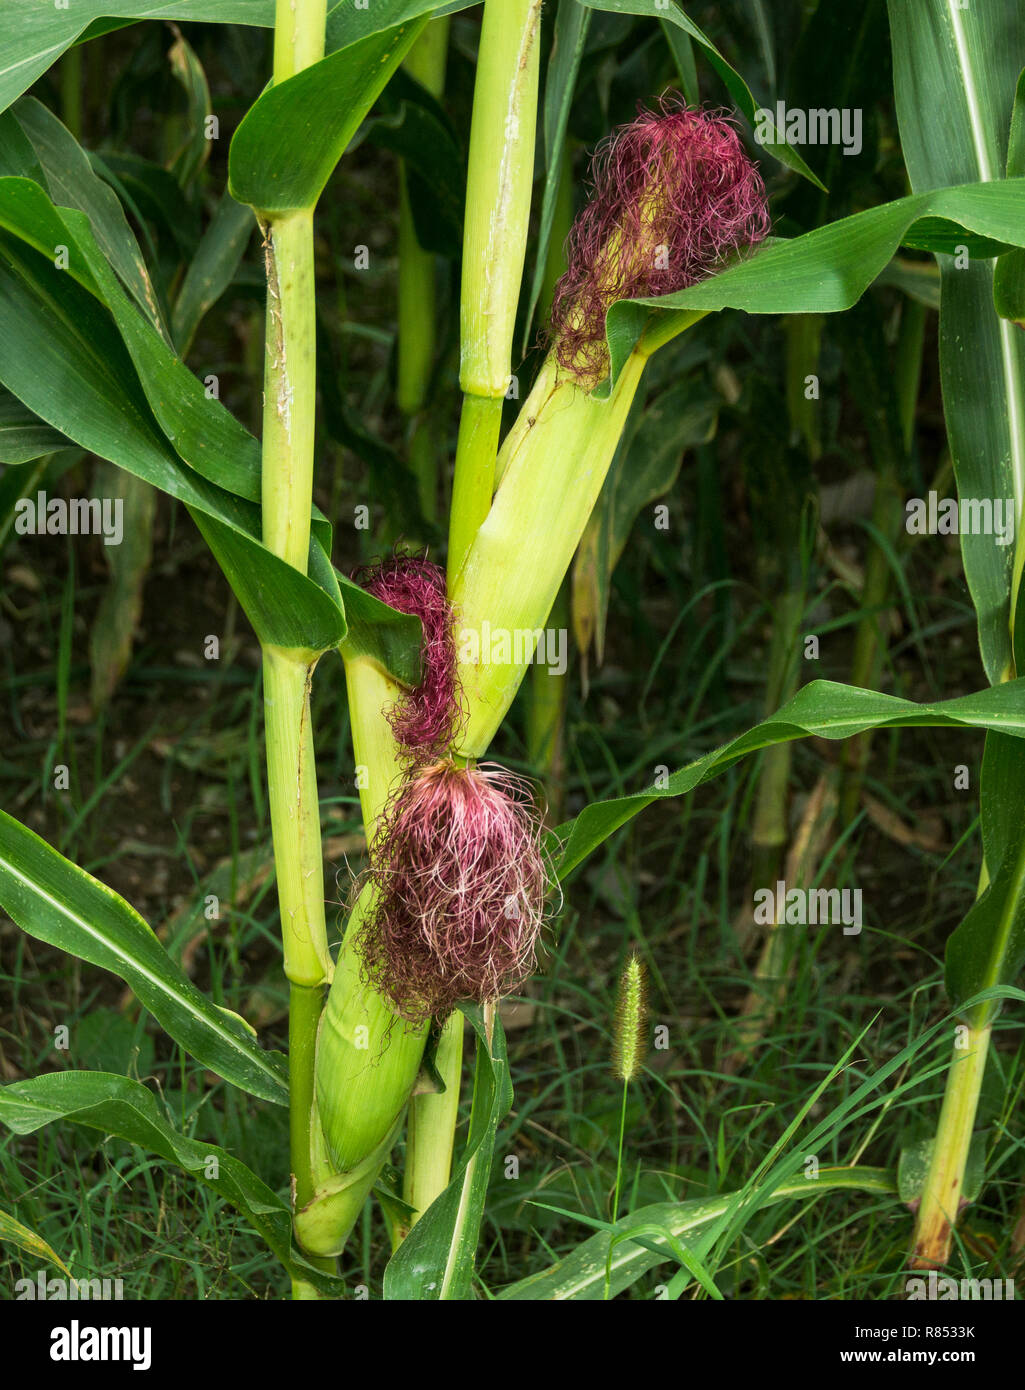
[[1, 0, 1025, 1302]]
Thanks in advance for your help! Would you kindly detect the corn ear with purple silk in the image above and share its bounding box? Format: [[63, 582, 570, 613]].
[[451, 100, 770, 757]]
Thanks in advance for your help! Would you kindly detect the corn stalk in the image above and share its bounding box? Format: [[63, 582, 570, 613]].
[[258, 0, 332, 1299]]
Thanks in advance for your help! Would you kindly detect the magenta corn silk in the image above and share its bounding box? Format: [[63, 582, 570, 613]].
[[550, 96, 771, 383], [353, 555, 549, 1024]]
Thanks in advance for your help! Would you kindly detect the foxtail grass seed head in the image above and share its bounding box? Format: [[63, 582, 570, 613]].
[[550, 95, 770, 385], [354, 553, 461, 761], [612, 954, 648, 1082], [357, 759, 550, 1026]]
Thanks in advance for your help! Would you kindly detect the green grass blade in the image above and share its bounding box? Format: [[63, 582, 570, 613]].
[[887, 0, 1025, 683], [499, 1168, 897, 1300]]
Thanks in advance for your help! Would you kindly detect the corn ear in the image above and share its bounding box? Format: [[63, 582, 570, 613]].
[[343, 651, 405, 833], [295, 1112, 404, 1257], [451, 349, 648, 757], [315, 884, 429, 1172]]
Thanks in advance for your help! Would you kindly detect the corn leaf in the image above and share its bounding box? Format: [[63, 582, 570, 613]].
[[0, 808, 290, 1106], [229, 19, 428, 216], [550, 678, 1025, 878], [0, 198, 349, 650], [383, 1005, 512, 1300], [887, 0, 1025, 685], [12, 97, 163, 333], [171, 189, 254, 355], [946, 732, 1025, 1014], [0, 125, 423, 669], [0, 1071, 346, 1296], [601, 179, 1025, 396], [0, 1, 475, 118], [0, 175, 259, 503], [0, 387, 71, 463]]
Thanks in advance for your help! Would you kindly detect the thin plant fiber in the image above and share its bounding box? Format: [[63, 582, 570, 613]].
[[550, 95, 770, 384], [357, 760, 551, 1025], [354, 553, 461, 761]]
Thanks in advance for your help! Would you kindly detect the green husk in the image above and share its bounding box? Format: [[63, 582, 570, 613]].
[[451, 348, 648, 757], [316, 886, 429, 1173]]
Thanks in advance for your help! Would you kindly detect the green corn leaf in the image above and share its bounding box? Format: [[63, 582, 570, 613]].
[[577, 0, 825, 187], [0, 2, 476, 118], [383, 1005, 513, 1301], [0, 387, 71, 463], [88, 465, 156, 710], [0, 1071, 345, 1297], [0, 231, 346, 648], [228, 18, 430, 215], [9, 97, 163, 333], [887, 0, 1025, 685], [601, 180, 1025, 396], [0, 120, 425, 670], [498, 1167, 897, 1300], [946, 732, 1025, 1015], [550, 678, 1025, 879], [337, 574, 423, 688], [167, 29, 213, 190], [0, 809, 289, 1107], [191, 511, 348, 652], [0, 175, 259, 503]]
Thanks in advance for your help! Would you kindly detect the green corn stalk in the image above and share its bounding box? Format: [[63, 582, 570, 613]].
[[447, 0, 543, 586], [402, 1011, 465, 1231], [257, 0, 333, 1298]]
